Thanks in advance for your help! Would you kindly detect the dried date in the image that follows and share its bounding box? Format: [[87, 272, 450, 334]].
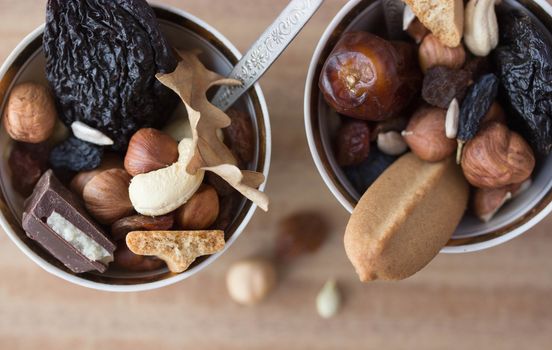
[[495, 7, 552, 154], [8, 142, 50, 196], [422, 66, 471, 108], [335, 119, 371, 167], [224, 109, 255, 165], [111, 214, 174, 241]]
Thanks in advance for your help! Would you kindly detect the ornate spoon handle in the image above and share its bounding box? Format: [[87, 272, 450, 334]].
[[211, 0, 324, 111]]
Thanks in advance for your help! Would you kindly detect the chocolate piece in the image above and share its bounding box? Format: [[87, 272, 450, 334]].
[[22, 170, 116, 273]]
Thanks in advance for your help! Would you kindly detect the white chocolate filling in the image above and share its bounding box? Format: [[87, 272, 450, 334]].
[[46, 211, 113, 264]]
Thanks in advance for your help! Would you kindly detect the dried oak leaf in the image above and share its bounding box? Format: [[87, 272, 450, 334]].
[[156, 50, 269, 211]]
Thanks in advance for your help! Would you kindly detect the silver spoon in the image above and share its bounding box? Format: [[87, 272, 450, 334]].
[[211, 0, 324, 111]]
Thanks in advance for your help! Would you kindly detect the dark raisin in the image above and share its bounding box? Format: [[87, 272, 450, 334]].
[[335, 119, 371, 167], [50, 137, 103, 172], [458, 74, 499, 143], [343, 149, 397, 195], [422, 66, 471, 108], [276, 211, 329, 261], [43, 0, 178, 151], [8, 142, 50, 196], [494, 7, 552, 154]]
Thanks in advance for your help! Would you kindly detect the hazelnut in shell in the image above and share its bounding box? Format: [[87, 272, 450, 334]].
[[402, 106, 457, 162], [70, 153, 124, 197], [3, 83, 57, 143], [83, 168, 134, 224], [418, 34, 466, 73], [472, 186, 513, 223], [124, 128, 179, 176], [175, 184, 220, 230], [461, 122, 535, 189], [226, 258, 277, 306]]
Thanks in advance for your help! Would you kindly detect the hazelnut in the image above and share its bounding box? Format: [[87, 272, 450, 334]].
[[402, 106, 457, 162], [83, 168, 134, 224], [70, 153, 123, 197], [403, 5, 429, 44], [112, 241, 165, 272], [3, 83, 57, 143], [462, 123, 535, 189], [418, 34, 466, 73], [472, 186, 512, 222], [175, 184, 219, 230], [124, 128, 179, 176], [226, 258, 277, 306]]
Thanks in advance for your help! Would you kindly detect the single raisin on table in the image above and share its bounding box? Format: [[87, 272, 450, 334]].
[[458, 74, 499, 144], [43, 0, 178, 151], [50, 137, 103, 172], [494, 7, 552, 155], [276, 211, 329, 261], [335, 119, 371, 167], [8, 142, 50, 196], [422, 66, 471, 108]]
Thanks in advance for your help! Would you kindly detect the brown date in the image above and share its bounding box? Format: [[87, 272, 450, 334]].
[[112, 242, 165, 272], [224, 109, 255, 165], [335, 119, 371, 167], [319, 31, 422, 121], [8, 142, 50, 196], [110, 214, 174, 241]]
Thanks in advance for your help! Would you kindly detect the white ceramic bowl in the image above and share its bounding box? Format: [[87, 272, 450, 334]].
[[0, 4, 271, 291], [305, 0, 552, 253]]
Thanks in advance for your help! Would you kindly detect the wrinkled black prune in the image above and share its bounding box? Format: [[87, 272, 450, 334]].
[[494, 7, 552, 154], [343, 149, 397, 195], [43, 0, 178, 151], [458, 73, 499, 143], [50, 137, 103, 172], [422, 67, 471, 108]]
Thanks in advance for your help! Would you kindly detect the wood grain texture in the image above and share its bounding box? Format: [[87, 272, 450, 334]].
[[0, 1, 551, 349]]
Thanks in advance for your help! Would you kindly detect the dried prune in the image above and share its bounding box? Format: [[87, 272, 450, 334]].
[[335, 119, 371, 167], [224, 109, 255, 165], [458, 74, 499, 143], [276, 211, 329, 261], [44, 0, 178, 151], [8, 142, 50, 196], [494, 7, 552, 154], [343, 149, 397, 194], [422, 66, 471, 108], [50, 137, 103, 172], [319, 32, 421, 121], [111, 214, 174, 241]]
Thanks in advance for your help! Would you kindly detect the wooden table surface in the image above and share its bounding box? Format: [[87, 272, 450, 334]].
[[1, 1, 551, 349]]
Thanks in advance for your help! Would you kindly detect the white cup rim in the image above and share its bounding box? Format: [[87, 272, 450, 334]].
[[0, 3, 272, 292], [304, 0, 552, 254]]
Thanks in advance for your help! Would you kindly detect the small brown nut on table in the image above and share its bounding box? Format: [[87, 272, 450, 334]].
[[402, 106, 456, 162], [276, 211, 329, 261], [124, 128, 179, 176], [176, 184, 219, 230], [226, 258, 277, 306], [126, 230, 225, 273], [418, 34, 466, 73], [462, 122, 535, 189], [111, 214, 174, 241], [472, 186, 513, 223], [83, 168, 134, 224], [3, 83, 57, 143]]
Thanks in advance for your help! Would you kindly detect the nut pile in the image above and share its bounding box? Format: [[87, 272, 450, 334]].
[[320, 0, 551, 280], [4, 0, 269, 276]]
